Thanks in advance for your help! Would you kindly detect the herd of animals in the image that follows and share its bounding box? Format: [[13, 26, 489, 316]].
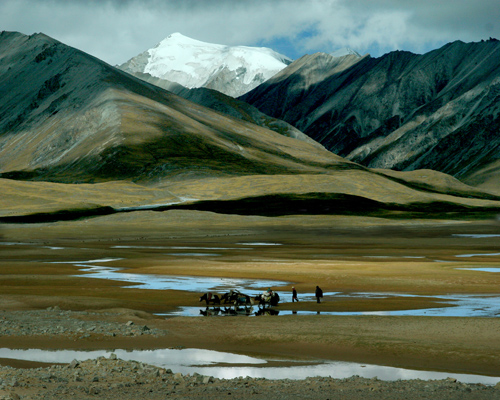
[[199, 290, 280, 316]]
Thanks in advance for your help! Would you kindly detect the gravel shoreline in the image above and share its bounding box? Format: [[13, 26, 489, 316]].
[[1, 308, 500, 399], [0, 308, 167, 339], [1, 357, 499, 400]]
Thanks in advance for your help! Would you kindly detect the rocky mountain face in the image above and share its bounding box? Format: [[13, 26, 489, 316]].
[[0, 31, 352, 183], [240, 40, 500, 192], [118, 33, 292, 97]]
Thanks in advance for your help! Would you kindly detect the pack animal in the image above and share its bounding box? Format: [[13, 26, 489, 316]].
[[255, 292, 280, 308], [199, 292, 220, 305]]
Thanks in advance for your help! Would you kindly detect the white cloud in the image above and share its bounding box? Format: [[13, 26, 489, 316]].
[[1, 0, 498, 64]]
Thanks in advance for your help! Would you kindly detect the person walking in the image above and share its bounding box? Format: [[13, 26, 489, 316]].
[[315, 286, 323, 303], [292, 287, 298, 302]]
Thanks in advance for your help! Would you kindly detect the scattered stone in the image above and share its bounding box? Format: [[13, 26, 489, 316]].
[[174, 372, 184, 381]]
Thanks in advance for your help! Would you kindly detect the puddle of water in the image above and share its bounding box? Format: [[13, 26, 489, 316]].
[[66, 260, 500, 318], [0, 348, 497, 384], [168, 253, 222, 257], [168, 246, 240, 250], [170, 292, 500, 318], [112, 246, 172, 249], [457, 268, 500, 273], [73, 264, 289, 293], [456, 253, 500, 258], [453, 234, 500, 238], [237, 242, 283, 246], [116, 198, 198, 212], [112, 246, 250, 250], [52, 254, 500, 318], [339, 294, 500, 318], [52, 258, 123, 264]]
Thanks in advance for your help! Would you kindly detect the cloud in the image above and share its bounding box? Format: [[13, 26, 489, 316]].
[[1, 0, 499, 64]]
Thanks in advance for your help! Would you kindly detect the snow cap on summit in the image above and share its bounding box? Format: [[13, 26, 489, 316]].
[[120, 33, 292, 96]]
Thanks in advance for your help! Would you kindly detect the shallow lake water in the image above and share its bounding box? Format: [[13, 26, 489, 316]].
[[57, 258, 500, 318], [171, 290, 500, 318], [0, 348, 498, 384]]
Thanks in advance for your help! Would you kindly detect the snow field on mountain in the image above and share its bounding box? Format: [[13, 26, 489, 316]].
[[143, 33, 291, 88]]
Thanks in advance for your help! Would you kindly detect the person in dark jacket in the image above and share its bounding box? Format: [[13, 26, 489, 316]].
[[292, 287, 298, 302], [315, 286, 323, 303]]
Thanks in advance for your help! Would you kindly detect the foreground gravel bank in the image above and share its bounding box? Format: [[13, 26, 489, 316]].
[[1, 308, 499, 399], [1, 356, 499, 400]]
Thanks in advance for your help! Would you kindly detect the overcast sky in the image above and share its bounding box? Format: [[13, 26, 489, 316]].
[[2, 0, 499, 65]]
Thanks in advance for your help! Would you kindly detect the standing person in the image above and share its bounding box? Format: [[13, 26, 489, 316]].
[[315, 286, 323, 303], [292, 287, 298, 302]]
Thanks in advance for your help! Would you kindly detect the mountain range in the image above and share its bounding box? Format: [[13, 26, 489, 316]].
[[1, 31, 500, 221], [240, 39, 500, 193]]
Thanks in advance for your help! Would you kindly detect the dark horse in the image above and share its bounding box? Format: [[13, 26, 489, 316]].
[[234, 294, 253, 306], [199, 292, 220, 305], [255, 292, 280, 308]]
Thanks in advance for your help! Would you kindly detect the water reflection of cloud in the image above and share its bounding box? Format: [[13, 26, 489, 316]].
[[456, 252, 500, 258], [194, 363, 500, 384], [452, 234, 500, 238], [0, 348, 263, 367], [457, 267, 500, 273], [237, 242, 283, 246], [0, 348, 498, 385], [73, 264, 289, 293]]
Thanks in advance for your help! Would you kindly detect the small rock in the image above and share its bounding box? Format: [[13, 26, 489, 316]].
[[88, 386, 100, 395], [126, 321, 134, 326], [174, 373, 184, 381]]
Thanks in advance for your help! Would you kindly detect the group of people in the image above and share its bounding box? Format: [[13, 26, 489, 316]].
[[292, 286, 323, 303]]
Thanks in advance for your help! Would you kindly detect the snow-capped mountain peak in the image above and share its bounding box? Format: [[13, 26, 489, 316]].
[[119, 33, 292, 97]]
